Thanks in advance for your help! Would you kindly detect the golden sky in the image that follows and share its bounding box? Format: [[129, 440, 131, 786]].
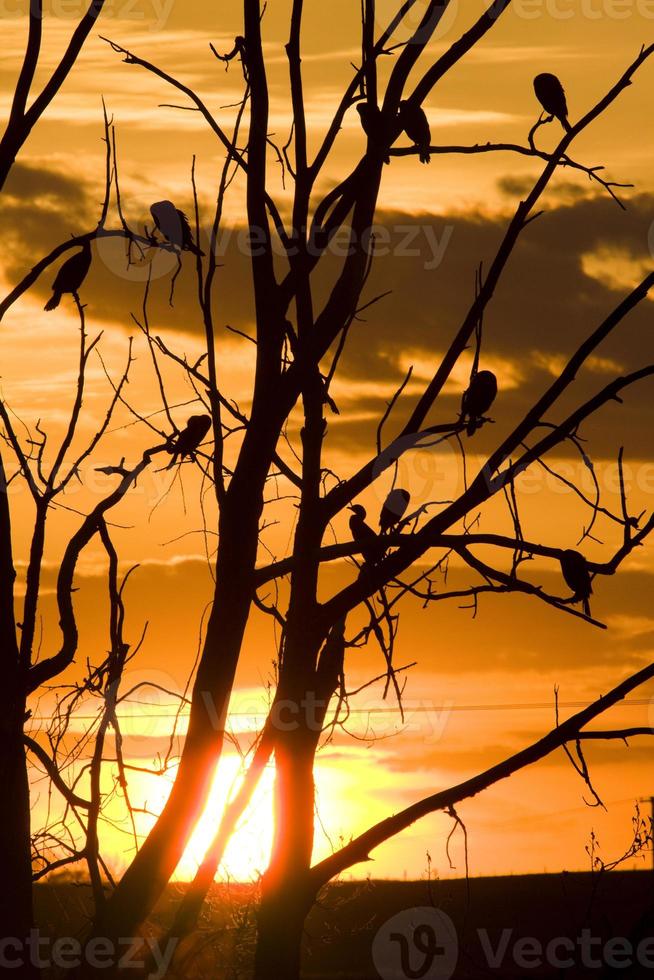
[[1, 0, 654, 883]]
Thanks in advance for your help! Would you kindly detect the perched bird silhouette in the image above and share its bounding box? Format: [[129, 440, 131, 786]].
[[560, 549, 593, 616], [44, 241, 92, 311], [461, 370, 498, 436], [150, 200, 205, 256], [356, 104, 390, 163], [399, 100, 431, 163], [379, 488, 411, 534], [166, 414, 212, 469], [349, 504, 383, 566], [533, 73, 571, 132]]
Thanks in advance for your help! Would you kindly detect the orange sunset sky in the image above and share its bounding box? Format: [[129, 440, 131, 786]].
[[1, 0, 654, 884]]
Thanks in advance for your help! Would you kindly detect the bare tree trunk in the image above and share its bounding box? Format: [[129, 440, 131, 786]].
[[88, 409, 289, 946], [78, 0, 291, 929], [93, 526, 254, 939], [253, 624, 344, 980], [0, 699, 36, 979], [253, 737, 316, 980], [0, 132, 20, 194], [253, 880, 309, 980], [0, 453, 37, 978]]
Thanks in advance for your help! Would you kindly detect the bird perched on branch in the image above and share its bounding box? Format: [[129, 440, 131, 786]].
[[379, 488, 411, 534], [166, 414, 212, 469], [349, 504, 383, 566], [560, 549, 593, 616], [150, 200, 205, 256], [399, 100, 431, 163], [356, 104, 390, 163], [533, 73, 572, 133], [461, 370, 498, 436], [44, 241, 92, 311]]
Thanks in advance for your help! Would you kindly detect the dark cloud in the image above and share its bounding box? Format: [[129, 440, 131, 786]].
[[2, 162, 653, 461], [317, 191, 654, 459], [497, 175, 590, 201], [3, 161, 90, 207], [0, 163, 256, 346], [342, 192, 654, 374], [1, 163, 96, 276]]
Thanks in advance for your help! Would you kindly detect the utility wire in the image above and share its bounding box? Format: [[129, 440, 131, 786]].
[[24, 697, 651, 725]]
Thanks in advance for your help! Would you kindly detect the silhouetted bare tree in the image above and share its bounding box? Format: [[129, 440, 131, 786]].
[[0, 306, 173, 977], [2, 3, 654, 978], [1, 101, 174, 975], [0, 1, 106, 192]]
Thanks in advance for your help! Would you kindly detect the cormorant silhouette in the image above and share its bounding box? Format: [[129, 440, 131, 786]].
[[166, 414, 212, 469], [356, 104, 390, 163], [349, 504, 383, 565], [44, 241, 92, 312], [533, 73, 572, 132], [560, 549, 593, 616], [379, 488, 410, 534], [150, 201, 205, 256], [461, 370, 498, 436], [399, 100, 431, 163]]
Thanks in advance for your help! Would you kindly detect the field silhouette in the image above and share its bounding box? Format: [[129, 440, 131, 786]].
[[34, 871, 653, 978]]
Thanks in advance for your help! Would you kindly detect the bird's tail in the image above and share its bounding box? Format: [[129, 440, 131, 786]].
[[583, 596, 591, 617], [561, 115, 572, 133], [420, 147, 431, 164], [466, 418, 479, 437], [44, 292, 61, 312], [187, 242, 206, 257]]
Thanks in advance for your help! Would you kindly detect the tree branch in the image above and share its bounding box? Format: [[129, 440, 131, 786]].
[[310, 660, 654, 886]]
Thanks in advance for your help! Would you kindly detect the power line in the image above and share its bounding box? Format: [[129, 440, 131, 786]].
[[24, 697, 651, 724]]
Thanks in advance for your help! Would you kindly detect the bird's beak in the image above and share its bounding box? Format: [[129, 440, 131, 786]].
[[347, 504, 356, 512]]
